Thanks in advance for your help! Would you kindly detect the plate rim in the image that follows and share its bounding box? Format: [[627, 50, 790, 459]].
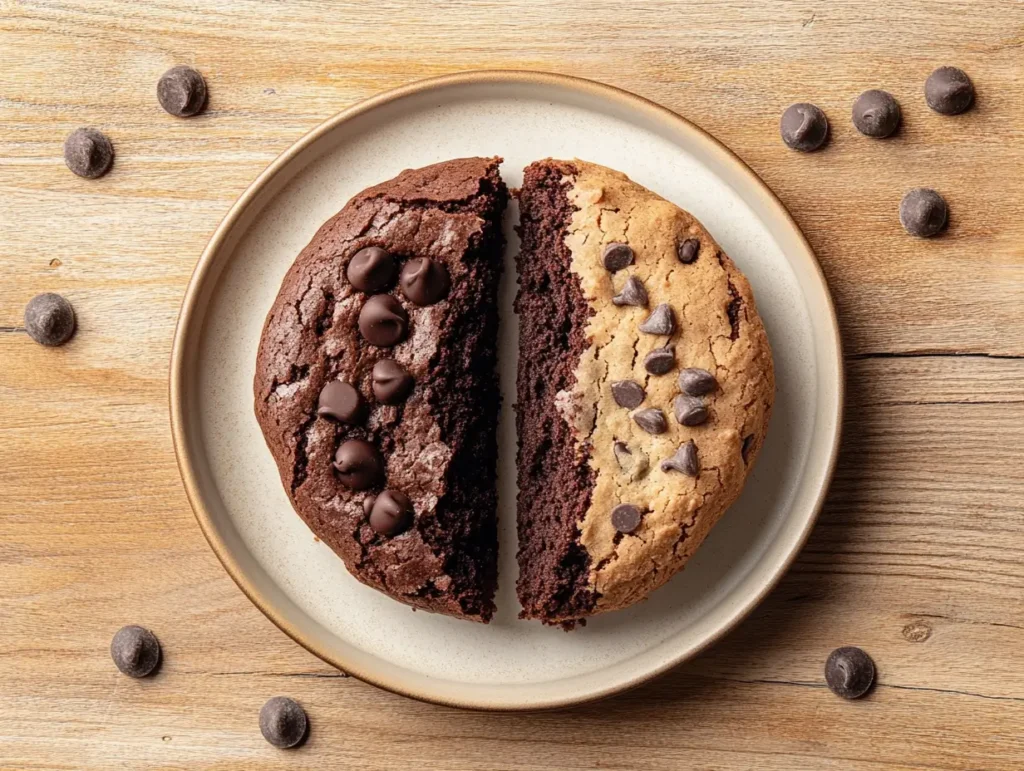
[[169, 68, 844, 711]]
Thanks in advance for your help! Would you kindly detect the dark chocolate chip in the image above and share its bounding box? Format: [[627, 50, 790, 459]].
[[157, 65, 208, 117], [741, 434, 755, 463], [643, 344, 676, 375], [852, 89, 901, 138], [347, 247, 397, 293], [259, 696, 308, 749], [64, 128, 114, 179], [317, 380, 366, 424], [899, 188, 947, 238], [925, 66, 974, 115], [369, 489, 414, 536], [24, 293, 76, 346], [371, 359, 414, 404], [110, 625, 161, 678], [357, 294, 408, 347], [780, 103, 829, 152], [611, 503, 642, 534], [825, 646, 876, 700], [678, 367, 718, 395], [602, 243, 634, 272], [399, 257, 450, 306], [677, 238, 700, 264], [632, 408, 667, 435], [333, 439, 385, 490], [673, 394, 708, 426], [611, 379, 645, 409], [612, 275, 648, 307], [639, 303, 675, 335], [661, 440, 699, 476]]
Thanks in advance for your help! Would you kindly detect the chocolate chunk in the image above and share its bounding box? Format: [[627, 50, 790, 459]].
[[852, 89, 901, 138], [612, 276, 648, 307], [661, 440, 699, 476], [632, 408, 667, 435], [678, 367, 718, 395], [333, 439, 385, 490], [602, 243, 634, 272], [347, 247, 397, 293], [899, 188, 948, 238], [925, 66, 974, 115], [259, 696, 308, 749], [369, 489, 414, 536], [639, 303, 675, 335], [317, 380, 366, 424], [677, 238, 700, 264], [741, 434, 755, 463], [399, 257, 450, 306], [371, 359, 414, 404], [110, 625, 161, 678], [825, 646, 876, 700], [673, 394, 708, 426], [611, 379, 645, 409], [157, 65, 208, 117], [64, 128, 114, 179], [780, 103, 829, 152], [644, 344, 676, 375], [611, 503, 642, 534], [357, 294, 408, 346], [24, 293, 76, 346]]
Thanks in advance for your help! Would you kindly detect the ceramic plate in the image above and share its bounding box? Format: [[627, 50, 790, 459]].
[[170, 71, 843, 711]]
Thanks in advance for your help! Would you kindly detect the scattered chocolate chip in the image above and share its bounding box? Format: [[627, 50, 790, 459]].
[[64, 128, 114, 179], [317, 380, 366, 424], [347, 247, 397, 293], [110, 625, 161, 678], [157, 65, 207, 117], [369, 489, 414, 536], [24, 292, 76, 346], [643, 344, 676, 375], [661, 440, 699, 476], [333, 439, 385, 490], [357, 294, 408, 347], [371, 359, 414, 404], [899, 188, 947, 237], [925, 66, 974, 115], [780, 103, 829, 152], [612, 275, 648, 307], [678, 367, 718, 396], [852, 89, 901, 138], [259, 696, 308, 749], [677, 238, 701, 264], [632, 408, 667, 435], [602, 243, 634, 272], [639, 303, 675, 335], [825, 646, 876, 700], [741, 434, 755, 463], [673, 394, 708, 426], [399, 258, 450, 306], [611, 503, 642, 534], [611, 379, 645, 409]]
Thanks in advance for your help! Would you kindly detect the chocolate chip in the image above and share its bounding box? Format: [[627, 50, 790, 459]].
[[677, 238, 700, 264], [825, 646, 876, 699], [780, 103, 829, 152], [741, 434, 755, 463], [678, 367, 718, 395], [611, 504, 642, 534], [259, 696, 308, 749], [632, 408, 667, 435], [673, 394, 708, 426], [333, 439, 384, 490], [602, 243, 634, 272], [899, 188, 947, 238], [371, 359, 414, 404], [925, 66, 974, 115], [110, 625, 161, 678], [612, 276, 648, 307], [852, 89, 901, 138], [611, 379, 645, 409], [661, 440, 699, 476], [317, 380, 366, 424], [157, 65, 207, 117], [369, 489, 414, 536], [399, 257, 450, 306], [639, 303, 675, 335], [24, 293, 76, 346], [347, 247, 397, 293], [358, 294, 408, 347], [64, 128, 114, 179], [643, 344, 676, 375]]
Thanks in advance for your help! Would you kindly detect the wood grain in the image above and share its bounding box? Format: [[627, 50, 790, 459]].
[[1, 1, 1023, 768]]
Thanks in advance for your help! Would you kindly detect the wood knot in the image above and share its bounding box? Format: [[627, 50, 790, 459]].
[[902, 621, 932, 643]]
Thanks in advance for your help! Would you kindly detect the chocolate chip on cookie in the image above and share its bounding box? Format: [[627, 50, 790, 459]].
[[347, 246, 397, 293], [259, 696, 308, 749], [317, 380, 367, 424], [661, 440, 699, 476], [780, 103, 829, 152], [369, 489, 414, 536], [825, 646, 876, 700], [899, 188, 947, 237], [358, 294, 409, 346], [24, 293, 76, 347], [673, 394, 708, 426], [632, 408, 668, 435], [852, 89, 901, 138], [602, 243, 634, 272], [64, 128, 114, 179], [157, 65, 208, 117], [677, 238, 701, 264], [399, 257, 450, 306], [678, 367, 718, 396], [639, 303, 675, 335], [371, 359, 414, 404], [611, 504, 643, 534], [643, 344, 676, 375], [333, 439, 385, 490], [612, 275, 648, 307], [611, 379, 645, 409], [925, 66, 974, 115]]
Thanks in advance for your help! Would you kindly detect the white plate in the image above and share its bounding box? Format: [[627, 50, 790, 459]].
[[170, 71, 843, 711]]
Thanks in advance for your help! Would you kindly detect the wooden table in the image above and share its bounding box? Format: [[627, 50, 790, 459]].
[[2, 1, 1023, 768]]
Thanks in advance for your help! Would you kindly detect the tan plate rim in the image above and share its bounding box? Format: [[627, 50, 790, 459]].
[[169, 69, 844, 712]]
